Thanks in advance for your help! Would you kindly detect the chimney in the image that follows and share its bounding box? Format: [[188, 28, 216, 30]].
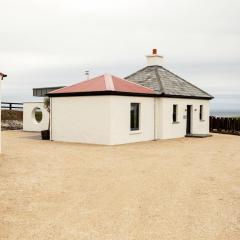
[[146, 49, 164, 66]]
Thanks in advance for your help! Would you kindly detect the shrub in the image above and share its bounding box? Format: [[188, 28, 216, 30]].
[[1, 110, 23, 121]]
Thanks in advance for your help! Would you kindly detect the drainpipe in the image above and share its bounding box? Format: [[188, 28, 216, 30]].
[[50, 97, 52, 141], [154, 97, 157, 140]]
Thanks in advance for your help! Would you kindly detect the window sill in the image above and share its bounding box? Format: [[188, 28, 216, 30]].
[[172, 121, 180, 124], [129, 130, 142, 135]]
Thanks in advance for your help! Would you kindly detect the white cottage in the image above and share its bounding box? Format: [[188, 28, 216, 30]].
[[47, 50, 213, 145]]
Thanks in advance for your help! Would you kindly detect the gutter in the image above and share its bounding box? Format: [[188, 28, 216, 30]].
[[47, 91, 213, 100]]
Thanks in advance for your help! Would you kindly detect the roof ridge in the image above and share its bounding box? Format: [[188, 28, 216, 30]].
[[154, 66, 164, 94], [104, 74, 115, 91], [161, 67, 213, 98]]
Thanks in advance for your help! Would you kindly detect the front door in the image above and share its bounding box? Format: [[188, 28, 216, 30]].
[[186, 105, 192, 134]]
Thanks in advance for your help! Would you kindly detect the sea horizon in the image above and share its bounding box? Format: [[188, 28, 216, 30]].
[[210, 110, 240, 117]]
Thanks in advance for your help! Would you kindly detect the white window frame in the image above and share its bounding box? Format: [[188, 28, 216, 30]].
[[130, 103, 140, 131]]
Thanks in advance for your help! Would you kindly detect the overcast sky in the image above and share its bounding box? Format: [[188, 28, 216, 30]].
[[1, 0, 239, 111]]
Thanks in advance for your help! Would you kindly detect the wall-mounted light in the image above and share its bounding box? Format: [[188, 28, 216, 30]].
[[0, 72, 7, 80]]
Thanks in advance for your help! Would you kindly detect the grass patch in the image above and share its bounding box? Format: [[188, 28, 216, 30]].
[[35, 111, 42, 122]]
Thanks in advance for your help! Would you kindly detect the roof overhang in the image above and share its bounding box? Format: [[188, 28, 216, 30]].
[[47, 91, 157, 98], [160, 93, 214, 100], [33, 86, 66, 97], [47, 91, 213, 100]]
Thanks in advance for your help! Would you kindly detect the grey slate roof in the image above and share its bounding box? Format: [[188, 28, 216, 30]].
[[125, 66, 213, 99]]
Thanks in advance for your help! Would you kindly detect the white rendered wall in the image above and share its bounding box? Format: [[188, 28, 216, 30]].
[[109, 96, 155, 145], [50, 95, 210, 145], [50, 95, 155, 145], [157, 98, 210, 139], [23, 102, 49, 132], [50, 96, 111, 145]]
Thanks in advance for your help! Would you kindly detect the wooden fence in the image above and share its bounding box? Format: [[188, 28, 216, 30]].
[[210, 116, 240, 135], [1, 102, 23, 110]]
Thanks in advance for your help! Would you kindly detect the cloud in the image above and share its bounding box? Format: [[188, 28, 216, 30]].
[[0, 0, 240, 110]]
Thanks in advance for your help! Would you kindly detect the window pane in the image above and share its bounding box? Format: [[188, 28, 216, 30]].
[[200, 105, 203, 120], [173, 104, 177, 122], [130, 103, 140, 130]]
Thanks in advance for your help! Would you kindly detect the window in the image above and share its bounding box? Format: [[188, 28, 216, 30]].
[[130, 103, 140, 131], [172, 104, 178, 122], [200, 105, 203, 120], [32, 107, 43, 123]]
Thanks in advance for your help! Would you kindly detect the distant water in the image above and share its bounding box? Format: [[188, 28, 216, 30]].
[[211, 111, 240, 117]]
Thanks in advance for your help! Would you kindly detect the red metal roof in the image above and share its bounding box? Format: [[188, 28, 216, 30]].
[[49, 74, 155, 95]]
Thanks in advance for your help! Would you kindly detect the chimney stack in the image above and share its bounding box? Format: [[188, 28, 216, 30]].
[[146, 49, 164, 66]]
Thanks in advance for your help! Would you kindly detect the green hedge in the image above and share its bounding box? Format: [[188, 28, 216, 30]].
[[1, 110, 23, 121]]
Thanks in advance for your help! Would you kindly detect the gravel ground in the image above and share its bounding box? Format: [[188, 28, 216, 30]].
[[0, 131, 240, 240], [1, 120, 23, 131]]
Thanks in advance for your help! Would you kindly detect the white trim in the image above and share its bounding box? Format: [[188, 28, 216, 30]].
[[129, 130, 142, 135]]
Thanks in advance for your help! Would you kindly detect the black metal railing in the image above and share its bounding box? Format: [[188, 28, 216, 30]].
[[1, 102, 23, 110]]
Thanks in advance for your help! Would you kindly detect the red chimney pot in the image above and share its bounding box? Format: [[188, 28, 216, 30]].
[[152, 49, 157, 55]]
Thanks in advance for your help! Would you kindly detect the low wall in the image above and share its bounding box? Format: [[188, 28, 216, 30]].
[[1, 110, 23, 121], [23, 102, 49, 132]]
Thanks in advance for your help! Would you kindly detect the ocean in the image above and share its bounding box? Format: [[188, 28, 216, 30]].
[[210, 111, 240, 117]]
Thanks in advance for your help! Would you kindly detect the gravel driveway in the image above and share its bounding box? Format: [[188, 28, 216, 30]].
[[0, 131, 240, 240]]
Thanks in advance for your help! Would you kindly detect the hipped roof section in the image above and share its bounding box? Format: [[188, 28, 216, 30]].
[[125, 66, 213, 99], [47, 74, 157, 97], [48, 68, 213, 100]]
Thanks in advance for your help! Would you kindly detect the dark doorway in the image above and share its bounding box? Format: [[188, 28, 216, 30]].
[[186, 105, 192, 134]]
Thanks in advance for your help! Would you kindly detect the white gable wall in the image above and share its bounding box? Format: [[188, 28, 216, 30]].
[[109, 95, 155, 145], [157, 98, 209, 139], [50, 96, 111, 145]]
